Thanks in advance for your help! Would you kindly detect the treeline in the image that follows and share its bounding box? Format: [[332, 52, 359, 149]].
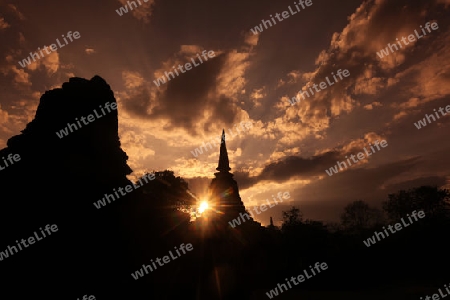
[[132, 170, 450, 298], [265, 185, 450, 293]]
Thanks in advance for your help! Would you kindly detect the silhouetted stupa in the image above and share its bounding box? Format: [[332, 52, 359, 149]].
[[207, 129, 249, 222]]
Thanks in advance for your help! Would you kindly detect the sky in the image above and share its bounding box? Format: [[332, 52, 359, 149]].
[[1, 0, 450, 225]]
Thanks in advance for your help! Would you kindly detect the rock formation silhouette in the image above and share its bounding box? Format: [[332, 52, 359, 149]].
[[0, 76, 138, 299]]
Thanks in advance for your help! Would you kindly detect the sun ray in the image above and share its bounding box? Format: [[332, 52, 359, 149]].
[[198, 201, 209, 213]]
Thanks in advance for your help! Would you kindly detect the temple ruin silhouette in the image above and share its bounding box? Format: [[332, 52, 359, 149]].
[[208, 129, 248, 220], [195, 129, 261, 231]]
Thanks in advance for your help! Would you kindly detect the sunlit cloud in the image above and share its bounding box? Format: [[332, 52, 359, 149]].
[[0, 17, 10, 30]]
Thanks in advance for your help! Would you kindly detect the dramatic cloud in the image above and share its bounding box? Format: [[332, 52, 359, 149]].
[[1, 0, 449, 223], [117, 0, 156, 23], [85, 48, 96, 55], [0, 17, 10, 30], [122, 38, 255, 137], [7, 4, 26, 21]]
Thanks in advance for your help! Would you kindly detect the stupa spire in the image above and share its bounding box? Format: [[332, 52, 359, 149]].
[[216, 129, 231, 173]]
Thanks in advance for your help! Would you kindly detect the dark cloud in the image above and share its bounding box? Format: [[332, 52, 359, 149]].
[[298, 157, 422, 202], [234, 151, 340, 189], [384, 176, 448, 192], [282, 157, 425, 221], [123, 53, 235, 135], [121, 88, 152, 118], [2, 0, 450, 223]]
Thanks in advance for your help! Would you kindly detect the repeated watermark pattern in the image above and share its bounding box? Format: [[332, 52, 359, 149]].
[[116, 0, 152, 16], [93, 173, 155, 209], [420, 283, 450, 300], [4, 1, 449, 299], [363, 210, 425, 247], [287, 69, 350, 106], [0, 153, 20, 172], [153, 50, 216, 87], [325, 140, 388, 176], [250, 0, 313, 35], [228, 192, 290, 228], [76, 296, 95, 300], [131, 243, 194, 280], [18, 31, 81, 68], [56, 102, 118, 139], [265, 262, 328, 298], [376, 21, 439, 58], [0, 224, 58, 262], [414, 104, 450, 129]]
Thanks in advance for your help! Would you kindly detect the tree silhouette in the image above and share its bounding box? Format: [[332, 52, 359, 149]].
[[281, 206, 303, 231], [340, 200, 383, 231], [140, 170, 196, 210], [382, 186, 450, 221]]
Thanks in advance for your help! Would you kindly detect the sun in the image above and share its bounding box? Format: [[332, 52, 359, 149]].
[[198, 201, 209, 214]]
